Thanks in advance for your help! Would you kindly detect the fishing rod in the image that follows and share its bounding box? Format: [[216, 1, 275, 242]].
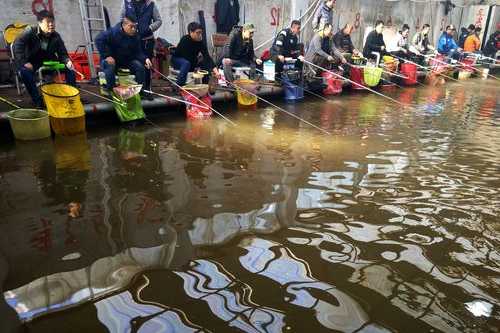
[[304, 60, 406, 106], [255, 68, 338, 104], [0, 96, 21, 109], [223, 77, 332, 135], [78, 87, 127, 107], [390, 53, 460, 83], [151, 67, 236, 126], [442, 54, 499, 81], [427, 54, 499, 81], [143, 90, 210, 109]]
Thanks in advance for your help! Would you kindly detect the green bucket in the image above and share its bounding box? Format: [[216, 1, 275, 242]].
[[7, 109, 51, 140], [363, 67, 383, 87]]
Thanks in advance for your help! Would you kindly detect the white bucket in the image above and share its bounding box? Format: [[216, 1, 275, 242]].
[[481, 68, 490, 80], [263, 60, 275, 81]]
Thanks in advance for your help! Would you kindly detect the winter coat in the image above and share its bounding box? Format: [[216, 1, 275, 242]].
[[483, 31, 499, 57], [270, 28, 300, 58], [120, 0, 162, 39], [13, 25, 70, 68], [215, 0, 240, 34], [458, 28, 470, 48], [463, 34, 481, 52], [95, 23, 146, 65], [437, 32, 458, 55], [363, 30, 386, 58], [222, 26, 255, 63], [333, 30, 355, 53]]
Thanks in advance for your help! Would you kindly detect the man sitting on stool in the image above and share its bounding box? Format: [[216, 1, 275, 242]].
[[171, 22, 217, 86], [270, 20, 304, 80], [95, 15, 153, 98], [13, 10, 76, 108], [222, 23, 262, 82], [305, 23, 346, 75]]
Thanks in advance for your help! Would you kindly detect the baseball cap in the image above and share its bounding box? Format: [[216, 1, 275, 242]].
[[243, 23, 256, 32]]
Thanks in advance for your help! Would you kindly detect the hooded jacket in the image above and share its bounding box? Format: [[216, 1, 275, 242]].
[[95, 23, 146, 65], [120, 0, 162, 39], [223, 26, 255, 63], [13, 25, 70, 68]]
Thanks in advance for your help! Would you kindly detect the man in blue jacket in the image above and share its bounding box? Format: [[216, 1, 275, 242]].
[[437, 25, 462, 60], [312, 0, 335, 32], [95, 15, 153, 96], [120, 0, 161, 90]]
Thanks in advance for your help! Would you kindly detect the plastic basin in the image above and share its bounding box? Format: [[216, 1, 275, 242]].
[[7, 109, 51, 140]]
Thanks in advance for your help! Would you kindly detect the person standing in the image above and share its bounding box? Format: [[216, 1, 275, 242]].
[[215, 0, 240, 34], [120, 0, 162, 89], [171, 22, 217, 86], [13, 10, 76, 107], [312, 0, 335, 32]]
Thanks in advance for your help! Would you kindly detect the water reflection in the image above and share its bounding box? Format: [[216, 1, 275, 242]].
[[0, 80, 499, 332]]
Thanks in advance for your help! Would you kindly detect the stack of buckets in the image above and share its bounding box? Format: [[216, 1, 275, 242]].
[[41, 83, 86, 135]]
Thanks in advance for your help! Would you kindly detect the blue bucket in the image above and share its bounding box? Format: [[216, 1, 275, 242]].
[[282, 78, 304, 102]]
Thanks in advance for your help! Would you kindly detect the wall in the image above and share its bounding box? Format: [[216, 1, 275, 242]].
[[0, 0, 498, 54]]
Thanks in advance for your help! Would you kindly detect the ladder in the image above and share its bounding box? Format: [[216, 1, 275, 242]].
[[79, 0, 106, 79]]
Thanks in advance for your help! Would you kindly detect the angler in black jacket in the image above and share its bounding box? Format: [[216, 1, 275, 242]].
[[171, 22, 217, 86], [222, 24, 262, 82], [270, 20, 304, 79], [363, 20, 387, 60], [13, 10, 76, 107], [333, 24, 360, 57]]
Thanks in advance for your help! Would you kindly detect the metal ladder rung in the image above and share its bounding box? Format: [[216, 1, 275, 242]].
[[83, 18, 105, 22]]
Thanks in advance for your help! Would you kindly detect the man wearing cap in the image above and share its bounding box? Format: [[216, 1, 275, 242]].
[[222, 23, 262, 82], [438, 25, 462, 60]]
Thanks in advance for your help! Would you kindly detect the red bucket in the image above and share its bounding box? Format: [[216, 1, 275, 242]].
[[322, 71, 343, 95], [401, 63, 417, 86], [180, 91, 213, 120], [350, 66, 365, 90]]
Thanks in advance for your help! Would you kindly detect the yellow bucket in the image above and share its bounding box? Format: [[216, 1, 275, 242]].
[[41, 83, 85, 135], [235, 79, 258, 106], [383, 55, 395, 63]]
